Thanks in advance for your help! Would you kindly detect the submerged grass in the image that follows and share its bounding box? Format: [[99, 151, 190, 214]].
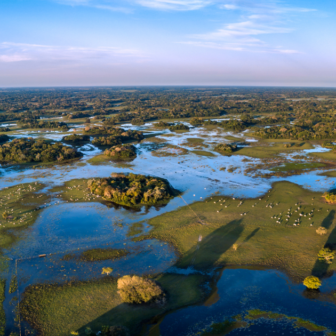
[[0, 280, 5, 336], [62, 248, 129, 262], [270, 162, 326, 172]]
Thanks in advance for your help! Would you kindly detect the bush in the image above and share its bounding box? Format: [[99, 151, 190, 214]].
[[104, 145, 136, 159], [316, 227, 328, 235], [169, 123, 190, 132], [117, 275, 165, 304], [190, 117, 203, 126], [214, 143, 237, 153], [102, 326, 129, 336], [62, 134, 90, 143], [323, 191, 336, 204], [303, 276, 322, 289], [318, 247, 335, 264], [0, 134, 9, 143]]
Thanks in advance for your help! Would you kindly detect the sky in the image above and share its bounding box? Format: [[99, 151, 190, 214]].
[[0, 0, 336, 87]]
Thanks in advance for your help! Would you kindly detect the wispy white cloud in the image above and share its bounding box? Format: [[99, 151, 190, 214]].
[[0, 42, 145, 63], [181, 0, 315, 53], [55, 0, 132, 13], [135, 0, 211, 10]]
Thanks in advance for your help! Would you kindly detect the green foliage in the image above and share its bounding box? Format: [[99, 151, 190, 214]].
[[80, 248, 128, 262], [318, 248, 335, 264], [0, 127, 10, 132], [154, 121, 172, 128], [88, 173, 177, 207], [1, 212, 9, 220], [104, 145, 136, 159], [18, 120, 69, 131], [9, 276, 17, 294], [92, 129, 144, 146], [117, 275, 165, 304], [214, 143, 238, 153], [131, 118, 145, 125], [0, 138, 82, 163], [303, 276, 322, 289], [169, 123, 190, 132], [62, 134, 90, 143], [189, 117, 203, 126], [323, 191, 336, 204]]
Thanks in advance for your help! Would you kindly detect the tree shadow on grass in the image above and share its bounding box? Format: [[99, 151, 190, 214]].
[[311, 211, 336, 277], [321, 210, 335, 229], [177, 219, 245, 270]]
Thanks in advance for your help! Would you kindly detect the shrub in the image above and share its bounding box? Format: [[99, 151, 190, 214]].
[[62, 134, 90, 143], [316, 227, 328, 235], [323, 191, 336, 204], [0, 134, 9, 143], [190, 117, 203, 126], [104, 145, 136, 159], [117, 275, 165, 304], [102, 326, 130, 336], [318, 247, 335, 264], [169, 123, 190, 132], [303, 276, 322, 289], [214, 143, 237, 153]]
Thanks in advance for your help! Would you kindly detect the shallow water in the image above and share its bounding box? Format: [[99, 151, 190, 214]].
[[153, 268, 336, 335]]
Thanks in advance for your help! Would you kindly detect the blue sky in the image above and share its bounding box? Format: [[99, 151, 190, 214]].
[[0, 0, 335, 87]]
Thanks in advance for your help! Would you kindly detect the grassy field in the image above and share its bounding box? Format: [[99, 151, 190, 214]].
[[310, 151, 336, 161], [319, 170, 336, 177], [135, 182, 336, 280], [191, 150, 216, 157], [20, 273, 206, 336], [270, 162, 326, 172], [228, 141, 314, 158]]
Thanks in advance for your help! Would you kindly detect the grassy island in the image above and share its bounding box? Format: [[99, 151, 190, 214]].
[[0, 138, 82, 164], [18, 120, 69, 131], [88, 173, 178, 206], [214, 143, 238, 154], [92, 129, 143, 146]]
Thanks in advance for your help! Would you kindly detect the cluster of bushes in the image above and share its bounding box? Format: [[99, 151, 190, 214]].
[[87, 173, 177, 206], [92, 129, 144, 146], [154, 121, 172, 128], [18, 120, 69, 131], [169, 123, 190, 132], [104, 145, 136, 159], [0, 138, 82, 163], [0, 134, 9, 143], [0, 127, 10, 132], [254, 124, 336, 140], [131, 118, 145, 125], [117, 275, 165, 304], [303, 276, 322, 290], [62, 134, 90, 143], [214, 143, 238, 153], [189, 117, 203, 126]]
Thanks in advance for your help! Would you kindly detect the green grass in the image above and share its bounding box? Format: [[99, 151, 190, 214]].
[[270, 162, 326, 172], [87, 154, 135, 165], [0, 280, 5, 336], [127, 223, 144, 237], [20, 273, 206, 336], [134, 182, 336, 280], [0, 183, 48, 251], [191, 150, 216, 157], [9, 276, 17, 294], [62, 248, 129, 262], [230, 141, 314, 158], [224, 135, 244, 142], [309, 151, 336, 161], [319, 170, 336, 177]]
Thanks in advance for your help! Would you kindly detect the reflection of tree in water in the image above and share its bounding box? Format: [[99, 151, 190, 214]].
[[102, 200, 168, 214]]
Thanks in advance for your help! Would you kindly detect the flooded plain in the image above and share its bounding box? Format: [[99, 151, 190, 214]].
[[1, 121, 336, 335]]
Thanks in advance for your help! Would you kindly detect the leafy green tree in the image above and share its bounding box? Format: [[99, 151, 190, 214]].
[[303, 276, 322, 289]]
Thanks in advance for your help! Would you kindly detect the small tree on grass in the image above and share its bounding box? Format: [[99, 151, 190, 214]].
[[2, 211, 9, 220], [117, 275, 165, 304], [303, 276, 322, 290], [318, 247, 335, 264]]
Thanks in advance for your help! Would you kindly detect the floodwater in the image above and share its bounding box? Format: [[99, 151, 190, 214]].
[[151, 268, 336, 335], [1, 121, 336, 335]]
